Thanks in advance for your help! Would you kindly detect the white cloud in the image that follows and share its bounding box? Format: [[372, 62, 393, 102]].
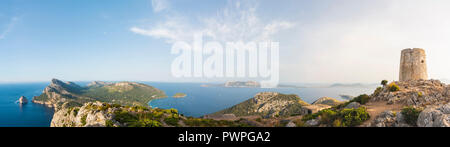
[[132, 1, 294, 44], [0, 17, 18, 40], [151, 0, 169, 13]]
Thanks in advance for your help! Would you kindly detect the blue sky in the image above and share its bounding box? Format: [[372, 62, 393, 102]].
[[1, 0, 449, 83]]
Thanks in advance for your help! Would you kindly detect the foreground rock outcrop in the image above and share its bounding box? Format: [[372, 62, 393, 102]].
[[51, 101, 254, 127], [417, 103, 450, 127], [210, 92, 314, 118], [51, 102, 114, 127], [371, 80, 449, 107]]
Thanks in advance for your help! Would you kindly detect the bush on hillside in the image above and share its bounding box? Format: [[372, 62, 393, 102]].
[[401, 107, 423, 126], [388, 83, 400, 92]]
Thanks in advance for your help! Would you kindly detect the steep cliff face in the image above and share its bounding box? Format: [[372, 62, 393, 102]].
[[32, 79, 88, 109]]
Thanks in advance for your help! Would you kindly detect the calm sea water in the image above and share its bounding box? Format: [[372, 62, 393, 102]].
[[0, 83, 54, 127], [146, 82, 377, 117], [0, 82, 376, 126]]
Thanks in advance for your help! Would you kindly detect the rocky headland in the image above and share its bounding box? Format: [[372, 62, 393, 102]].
[[32, 79, 167, 111]]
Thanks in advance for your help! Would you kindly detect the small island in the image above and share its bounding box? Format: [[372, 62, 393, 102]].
[[172, 93, 187, 98], [18, 96, 28, 104]]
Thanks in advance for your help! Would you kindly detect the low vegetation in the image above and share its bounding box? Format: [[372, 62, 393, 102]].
[[182, 118, 252, 127], [350, 94, 370, 105], [373, 87, 383, 96], [213, 93, 306, 117], [333, 94, 371, 109], [381, 80, 388, 86], [302, 107, 370, 127], [401, 106, 423, 126], [388, 82, 400, 92]]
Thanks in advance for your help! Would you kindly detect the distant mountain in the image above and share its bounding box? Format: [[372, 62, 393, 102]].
[[224, 81, 260, 88], [201, 81, 261, 88], [32, 79, 167, 109], [329, 83, 376, 88]]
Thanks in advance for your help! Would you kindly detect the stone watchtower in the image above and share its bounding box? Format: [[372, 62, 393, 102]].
[[399, 48, 428, 82]]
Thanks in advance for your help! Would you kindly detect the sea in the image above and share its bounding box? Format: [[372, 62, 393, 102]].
[[0, 82, 376, 127]]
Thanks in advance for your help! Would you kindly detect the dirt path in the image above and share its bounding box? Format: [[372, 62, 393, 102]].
[[362, 101, 403, 126]]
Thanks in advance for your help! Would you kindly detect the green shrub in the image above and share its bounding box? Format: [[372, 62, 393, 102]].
[[81, 115, 87, 126], [319, 109, 338, 124], [333, 119, 343, 127], [373, 87, 383, 96], [105, 120, 115, 127], [73, 108, 79, 116], [350, 94, 370, 105], [164, 117, 180, 126], [381, 80, 388, 86], [339, 107, 370, 127], [388, 83, 400, 92], [302, 107, 370, 127], [301, 112, 321, 121], [401, 107, 423, 126], [183, 118, 249, 127]]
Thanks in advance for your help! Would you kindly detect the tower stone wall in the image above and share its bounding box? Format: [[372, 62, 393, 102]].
[[399, 48, 428, 82]]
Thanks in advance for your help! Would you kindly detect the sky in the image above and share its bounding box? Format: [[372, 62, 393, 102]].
[[0, 0, 449, 83]]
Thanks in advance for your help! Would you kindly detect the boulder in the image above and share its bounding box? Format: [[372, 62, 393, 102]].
[[18, 96, 28, 104], [305, 118, 320, 126], [344, 102, 361, 109], [370, 111, 411, 127], [286, 121, 296, 127], [372, 111, 396, 127], [417, 103, 450, 127]]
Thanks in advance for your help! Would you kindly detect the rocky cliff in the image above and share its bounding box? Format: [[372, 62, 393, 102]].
[[371, 80, 448, 106], [210, 92, 342, 118], [51, 101, 253, 127], [32, 79, 167, 110], [366, 80, 450, 127], [211, 92, 309, 118]]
